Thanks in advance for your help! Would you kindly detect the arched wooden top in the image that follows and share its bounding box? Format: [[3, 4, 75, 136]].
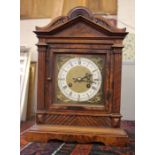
[[35, 6, 127, 36], [67, 6, 93, 20]]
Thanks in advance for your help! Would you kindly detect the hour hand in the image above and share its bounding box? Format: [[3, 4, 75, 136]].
[[73, 73, 94, 83], [72, 77, 82, 83]]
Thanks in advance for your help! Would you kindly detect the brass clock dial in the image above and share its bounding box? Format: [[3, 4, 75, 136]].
[[54, 54, 105, 105], [58, 57, 102, 102]]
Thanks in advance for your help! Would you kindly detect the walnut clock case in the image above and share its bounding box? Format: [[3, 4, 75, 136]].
[[25, 7, 129, 146]]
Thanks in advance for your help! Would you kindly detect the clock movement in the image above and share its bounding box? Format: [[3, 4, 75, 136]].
[[25, 6, 129, 146]]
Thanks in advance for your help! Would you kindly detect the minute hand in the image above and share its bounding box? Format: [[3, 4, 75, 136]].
[[81, 73, 95, 84]]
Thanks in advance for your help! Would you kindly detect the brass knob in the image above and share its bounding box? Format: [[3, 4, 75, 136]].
[[47, 77, 52, 81]]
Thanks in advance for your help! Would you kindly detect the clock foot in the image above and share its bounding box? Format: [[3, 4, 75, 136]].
[[25, 124, 128, 147]]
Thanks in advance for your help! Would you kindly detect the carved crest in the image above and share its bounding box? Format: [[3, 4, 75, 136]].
[[34, 6, 127, 38]]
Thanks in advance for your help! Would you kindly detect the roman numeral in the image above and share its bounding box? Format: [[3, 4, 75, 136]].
[[69, 62, 73, 66], [77, 94, 80, 101], [62, 85, 67, 89], [94, 79, 99, 81], [58, 78, 65, 80], [69, 91, 72, 96], [78, 58, 81, 65], [92, 69, 98, 72], [92, 86, 97, 90], [86, 62, 90, 67], [87, 93, 90, 98], [63, 69, 67, 72]]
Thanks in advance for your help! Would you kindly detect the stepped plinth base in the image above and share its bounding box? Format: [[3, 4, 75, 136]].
[[25, 124, 128, 147]]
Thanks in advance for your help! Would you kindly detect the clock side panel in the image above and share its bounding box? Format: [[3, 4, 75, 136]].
[[112, 47, 123, 113], [37, 45, 47, 110]]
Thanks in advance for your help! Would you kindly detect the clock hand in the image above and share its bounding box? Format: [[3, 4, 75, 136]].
[[81, 73, 95, 83], [73, 74, 90, 83], [72, 77, 83, 83], [73, 73, 96, 84], [82, 73, 92, 80]]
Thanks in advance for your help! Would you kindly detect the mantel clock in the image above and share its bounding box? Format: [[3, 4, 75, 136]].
[[26, 7, 129, 146]]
